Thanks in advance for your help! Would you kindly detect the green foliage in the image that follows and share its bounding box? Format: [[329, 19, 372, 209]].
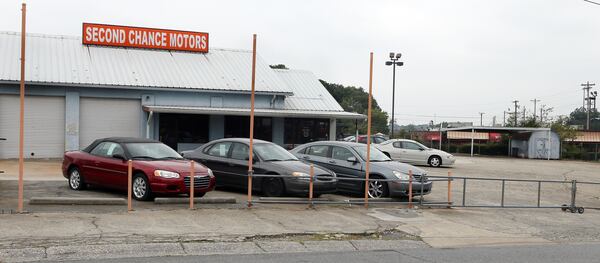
[[567, 107, 600, 130], [319, 79, 389, 135], [269, 64, 288, 69], [551, 116, 578, 141], [447, 143, 508, 156]]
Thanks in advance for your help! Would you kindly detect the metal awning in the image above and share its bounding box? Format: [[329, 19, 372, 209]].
[[442, 126, 550, 133], [143, 105, 365, 119]]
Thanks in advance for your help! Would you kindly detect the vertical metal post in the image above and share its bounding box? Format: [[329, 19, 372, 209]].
[[309, 164, 314, 208], [500, 180, 505, 207], [391, 58, 396, 138], [364, 52, 374, 209], [17, 3, 26, 214], [470, 128, 474, 157], [247, 34, 257, 208], [127, 160, 133, 212], [537, 181, 541, 208], [447, 171, 452, 208], [439, 123, 442, 150], [419, 172, 424, 206], [570, 180, 577, 210], [189, 161, 195, 210], [408, 170, 413, 208], [547, 129, 551, 160], [462, 178, 467, 207]]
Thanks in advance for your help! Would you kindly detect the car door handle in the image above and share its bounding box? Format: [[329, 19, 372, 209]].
[[302, 156, 311, 160], [328, 160, 336, 164], [228, 163, 235, 167]]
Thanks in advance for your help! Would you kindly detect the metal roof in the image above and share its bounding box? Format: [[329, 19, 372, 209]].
[[143, 105, 364, 119], [572, 131, 600, 143], [273, 69, 344, 112], [442, 126, 550, 132], [0, 32, 291, 94]]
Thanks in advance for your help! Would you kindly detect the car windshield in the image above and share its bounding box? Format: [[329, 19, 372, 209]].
[[352, 146, 391, 162], [254, 143, 298, 161], [127, 143, 184, 160]]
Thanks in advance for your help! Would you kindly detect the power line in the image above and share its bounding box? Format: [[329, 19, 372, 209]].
[[584, 0, 600, 6]]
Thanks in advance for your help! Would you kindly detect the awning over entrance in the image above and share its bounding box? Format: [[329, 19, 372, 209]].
[[143, 105, 365, 119]]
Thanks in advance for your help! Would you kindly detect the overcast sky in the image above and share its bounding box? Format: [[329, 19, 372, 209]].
[[1, 0, 599, 125]]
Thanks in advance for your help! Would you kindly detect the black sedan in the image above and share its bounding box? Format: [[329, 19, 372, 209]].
[[181, 138, 337, 197], [290, 141, 431, 198]]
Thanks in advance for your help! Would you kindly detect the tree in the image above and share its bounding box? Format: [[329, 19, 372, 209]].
[[567, 107, 600, 130], [319, 79, 389, 135], [551, 116, 578, 142]]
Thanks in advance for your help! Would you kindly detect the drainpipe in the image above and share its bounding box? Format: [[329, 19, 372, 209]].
[[146, 111, 153, 139]]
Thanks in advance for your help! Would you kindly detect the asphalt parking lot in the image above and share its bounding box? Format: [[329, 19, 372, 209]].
[[3, 156, 600, 253], [1, 156, 600, 213]]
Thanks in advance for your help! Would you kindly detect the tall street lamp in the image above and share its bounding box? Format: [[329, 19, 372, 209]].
[[385, 52, 404, 138]]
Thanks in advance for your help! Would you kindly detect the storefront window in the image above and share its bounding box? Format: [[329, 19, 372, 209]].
[[284, 118, 330, 148], [159, 113, 209, 151], [224, 116, 272, 141]]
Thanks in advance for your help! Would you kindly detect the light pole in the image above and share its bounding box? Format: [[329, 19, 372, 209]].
[[385, 52, 404, 138], [479, 112, 485, 126]]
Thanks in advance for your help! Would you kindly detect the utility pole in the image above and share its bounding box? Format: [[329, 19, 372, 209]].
[[479, 112, 485, 126], [492, 116, 496, 126], [531, 99, 540, 122], [582, 81, 596, 130], [512, 100, 519, 126], [539, 105, 545, 124]]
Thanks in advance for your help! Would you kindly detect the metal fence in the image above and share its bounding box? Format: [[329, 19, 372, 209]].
[[239, 168, 592, 214]]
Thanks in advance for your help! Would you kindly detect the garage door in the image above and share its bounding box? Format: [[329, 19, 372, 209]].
[[0, 95, 65, 159], [80, 98, 142, 149]]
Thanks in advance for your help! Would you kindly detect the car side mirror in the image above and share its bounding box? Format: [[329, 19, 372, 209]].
[[112, 154, 126, 161], [347, 156, 358, 163], [419, 148, 425, 151], [245, 156, 258, 163]]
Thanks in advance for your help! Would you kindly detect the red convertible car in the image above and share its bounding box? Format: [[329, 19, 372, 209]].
[[62, 137, 216, 201]]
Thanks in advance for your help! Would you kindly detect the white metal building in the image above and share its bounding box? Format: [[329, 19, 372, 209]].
[[0, 32, 363, 158]]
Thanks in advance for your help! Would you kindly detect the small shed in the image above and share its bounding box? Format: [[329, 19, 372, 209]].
[[442, 126, 560, 160], [510, 130, 560, 159]]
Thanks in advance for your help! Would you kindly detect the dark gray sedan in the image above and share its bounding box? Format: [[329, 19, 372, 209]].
[[182, 138, 337, 197], [290, 141, 431, 198]]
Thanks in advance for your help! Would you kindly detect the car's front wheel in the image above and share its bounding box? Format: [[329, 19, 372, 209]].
[[132, 174, 153, 201], [428, 156, 442, 167], [367, 176, 389, 199], [262, 177, 285, 197], [68, 167, 86, 191]]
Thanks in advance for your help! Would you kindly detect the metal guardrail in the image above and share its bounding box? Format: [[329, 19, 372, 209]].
[[241, 171, 591, 214], [0, 138, 5, 174]]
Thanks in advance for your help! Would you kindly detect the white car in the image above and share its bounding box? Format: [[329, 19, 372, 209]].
[[376, 139, 455, 167]]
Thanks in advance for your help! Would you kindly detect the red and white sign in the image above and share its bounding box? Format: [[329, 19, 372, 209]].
[[82, 23, 209, 53]]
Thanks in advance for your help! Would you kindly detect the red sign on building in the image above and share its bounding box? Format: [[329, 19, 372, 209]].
[[82, 23, 209, 53]]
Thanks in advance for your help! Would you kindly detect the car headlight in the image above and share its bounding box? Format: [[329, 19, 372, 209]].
[[154, 170, 180, 179], [392, 171, 409, 181], [207, 168, 214, 177], [292, 172, 311, 180], [447, 154, 453, 158]]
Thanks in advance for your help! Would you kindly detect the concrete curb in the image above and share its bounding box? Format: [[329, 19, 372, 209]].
[[154, 197, 237, 204], [28, 197, 127, 205], [258, 197, 332, 201], [0, 240, 426, 262]]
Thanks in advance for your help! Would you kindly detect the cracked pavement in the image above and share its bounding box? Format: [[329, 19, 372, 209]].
[[2, 156, 600, 262]]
